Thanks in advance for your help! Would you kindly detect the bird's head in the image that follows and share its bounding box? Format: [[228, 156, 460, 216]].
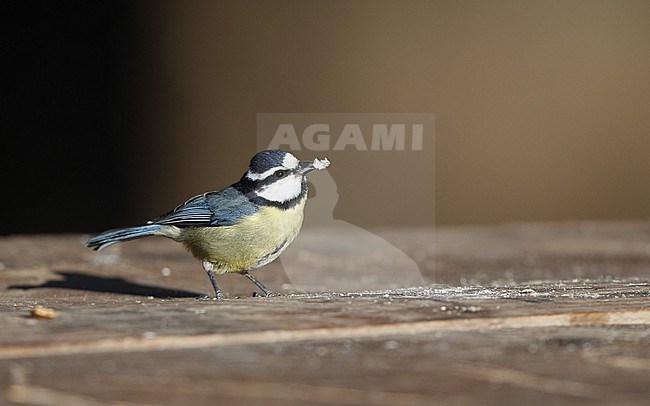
[[242, 149, 330, 206]]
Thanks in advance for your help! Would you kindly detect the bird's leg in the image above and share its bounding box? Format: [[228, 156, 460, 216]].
[[243, 272, 277, 297], [206, 272, 223, 300], [201, 261, 223, 300]]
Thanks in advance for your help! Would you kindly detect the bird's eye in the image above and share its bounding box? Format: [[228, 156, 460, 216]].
[[275, 170, 288, 178]]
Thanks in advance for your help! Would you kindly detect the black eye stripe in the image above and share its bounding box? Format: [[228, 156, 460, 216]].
[[275, 170, 288, 178]]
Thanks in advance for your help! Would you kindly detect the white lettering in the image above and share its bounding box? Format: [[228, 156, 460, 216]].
[[371, 124, 405, 150], [303, 124, 330, 151], [411, 124, 423, 150], [268, 122, 426, 151], [269, 124, 301, 150], [333, 124, 367, 150]]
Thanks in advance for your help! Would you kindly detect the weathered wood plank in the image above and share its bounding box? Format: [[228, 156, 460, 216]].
[[1, 222, 649, 404]]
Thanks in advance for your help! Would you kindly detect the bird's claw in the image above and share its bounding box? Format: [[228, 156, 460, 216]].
[[252, 291, 282, 298], [196, 294, 223, 301]]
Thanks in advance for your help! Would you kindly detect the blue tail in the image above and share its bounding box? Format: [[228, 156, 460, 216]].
[[86, 224, 163, 251]]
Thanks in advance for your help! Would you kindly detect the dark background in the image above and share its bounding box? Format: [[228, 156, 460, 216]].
[[3, 1, 650, 235], [3, 2, 138, 233]]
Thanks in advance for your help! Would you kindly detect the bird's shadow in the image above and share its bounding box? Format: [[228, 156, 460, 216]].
[[9, 271, 201, 298]]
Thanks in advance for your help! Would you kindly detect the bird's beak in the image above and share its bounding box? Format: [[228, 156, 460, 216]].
[[297, 157, 330, 175]]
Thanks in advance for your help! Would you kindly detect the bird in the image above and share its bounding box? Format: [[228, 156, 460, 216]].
[[86, 149, 330, 300]]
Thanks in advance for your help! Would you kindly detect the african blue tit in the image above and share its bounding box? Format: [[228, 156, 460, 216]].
[[86, 149, 330, 299]]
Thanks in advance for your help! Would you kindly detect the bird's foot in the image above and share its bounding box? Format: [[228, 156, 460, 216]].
[[196, 294, 223, 301], [252, 291, 282, 298]]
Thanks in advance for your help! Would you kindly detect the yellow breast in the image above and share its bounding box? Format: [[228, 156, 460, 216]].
[[177, 197, 306, 274]]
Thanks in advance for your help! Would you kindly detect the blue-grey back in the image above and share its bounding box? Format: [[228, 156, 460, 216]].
[[149, 186, 258, 227]]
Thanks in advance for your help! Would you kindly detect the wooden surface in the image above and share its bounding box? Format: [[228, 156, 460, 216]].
[[0, 221, 649, 405]]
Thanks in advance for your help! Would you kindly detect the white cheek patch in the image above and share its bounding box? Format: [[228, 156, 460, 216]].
[[255, 174, 302, 203]]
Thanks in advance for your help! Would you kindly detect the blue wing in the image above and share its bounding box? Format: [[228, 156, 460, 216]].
[[149, 187, 258, 227]]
